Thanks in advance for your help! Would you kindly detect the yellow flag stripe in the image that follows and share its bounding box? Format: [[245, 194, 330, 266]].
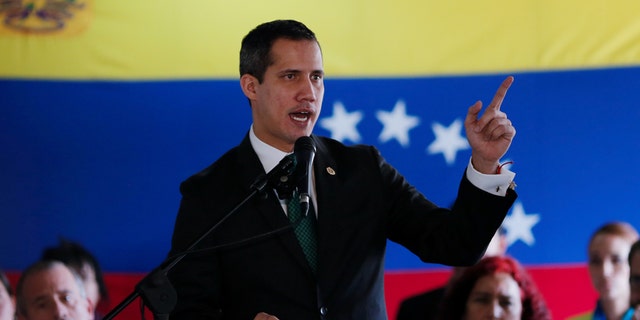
[[1, 0, 640, 79]]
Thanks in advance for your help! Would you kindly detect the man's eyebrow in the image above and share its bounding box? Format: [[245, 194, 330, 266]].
[[57, 289, 75, 296], [277, 69, 323, 75], [278, 69, 301, 74]]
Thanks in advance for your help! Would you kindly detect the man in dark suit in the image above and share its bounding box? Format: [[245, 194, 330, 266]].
[[167, 19, 518, 320]]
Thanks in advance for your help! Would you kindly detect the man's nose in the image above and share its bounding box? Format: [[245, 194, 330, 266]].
[[297, 78, 316, 101], [53, 301, 68, 320], [602, 260, 614, 277]]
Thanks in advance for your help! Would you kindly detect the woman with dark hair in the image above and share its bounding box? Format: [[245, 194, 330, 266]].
[[438, 256, 551, 320]]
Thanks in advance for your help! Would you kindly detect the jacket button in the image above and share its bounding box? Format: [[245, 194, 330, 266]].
[[319, 306, 328, 315]]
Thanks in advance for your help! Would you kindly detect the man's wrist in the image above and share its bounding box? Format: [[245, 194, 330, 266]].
[[470, 157, 499, 175], [466, 158, 516, 196]]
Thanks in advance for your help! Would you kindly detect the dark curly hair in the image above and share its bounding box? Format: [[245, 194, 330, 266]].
[[438, 256, 551, 320]]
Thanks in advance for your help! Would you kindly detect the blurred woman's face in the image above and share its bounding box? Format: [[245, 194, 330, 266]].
[[463, 272, 522, 320], [588, 233, 632, 300]]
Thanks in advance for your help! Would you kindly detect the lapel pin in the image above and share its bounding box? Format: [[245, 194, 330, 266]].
[[326, 167, 336, 175]]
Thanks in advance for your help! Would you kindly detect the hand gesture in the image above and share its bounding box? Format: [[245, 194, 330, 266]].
[[464, 76, 516, 174]]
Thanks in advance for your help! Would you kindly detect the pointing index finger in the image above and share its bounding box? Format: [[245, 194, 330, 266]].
[[488, 76, 514, 111]]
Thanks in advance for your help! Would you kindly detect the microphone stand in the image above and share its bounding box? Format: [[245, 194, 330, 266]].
[[102, 155, 296, 320]]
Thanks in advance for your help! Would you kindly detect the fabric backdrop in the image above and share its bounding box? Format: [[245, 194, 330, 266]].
[[2, 1, 640, 318]]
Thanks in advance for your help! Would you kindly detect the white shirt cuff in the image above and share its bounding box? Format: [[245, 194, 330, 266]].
[[465, 158, 516, 197]]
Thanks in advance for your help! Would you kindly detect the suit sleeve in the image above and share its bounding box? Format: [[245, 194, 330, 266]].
[[377, 146, 517, 266]]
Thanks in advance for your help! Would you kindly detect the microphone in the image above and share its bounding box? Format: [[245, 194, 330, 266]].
[[249, 154, 296, 193], [294, 136, 316, 217]]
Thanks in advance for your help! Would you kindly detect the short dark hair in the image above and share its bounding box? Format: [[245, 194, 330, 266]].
[[239, 19, 318, 83], [41, 238, 108, 302]]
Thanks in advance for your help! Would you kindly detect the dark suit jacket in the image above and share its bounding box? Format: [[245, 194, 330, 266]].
[[167, 134, 516, 320]]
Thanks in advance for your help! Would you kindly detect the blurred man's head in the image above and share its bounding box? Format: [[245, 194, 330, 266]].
[[587, 222, 638, 302], [41, 238, 107, 310], [16, 260, 93, 320], [628, 239, 640, 308]]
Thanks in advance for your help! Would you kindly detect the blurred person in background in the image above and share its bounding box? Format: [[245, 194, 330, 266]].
[[397, 226, 508, 320], [16, 260, 93, 320], [568, 221, 639, 320], [41, 238, 108, 318], [437, 255, 550, 320]]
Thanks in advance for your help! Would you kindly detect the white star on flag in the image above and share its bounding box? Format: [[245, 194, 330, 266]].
[[319, 101, 363, 143], [426, 119, 470, 165], [376, 100, 420, 147], [503, 202, 540, 247]]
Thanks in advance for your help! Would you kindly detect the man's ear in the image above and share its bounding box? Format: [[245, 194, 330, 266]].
[[240, 74, 258, 100]]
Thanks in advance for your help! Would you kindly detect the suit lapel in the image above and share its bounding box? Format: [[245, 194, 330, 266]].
[[235, 134, 317, 275], [310, 136, 350, 290]]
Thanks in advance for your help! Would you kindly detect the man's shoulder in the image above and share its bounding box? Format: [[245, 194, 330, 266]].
[[313, 135, 378, 157], [180, 144, 245, 192]]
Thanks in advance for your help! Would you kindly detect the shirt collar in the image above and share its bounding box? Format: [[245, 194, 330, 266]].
[[249, 125, 291, 174]]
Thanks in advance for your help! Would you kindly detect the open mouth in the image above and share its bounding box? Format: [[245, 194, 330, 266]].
[[290, 111, 310, 122]]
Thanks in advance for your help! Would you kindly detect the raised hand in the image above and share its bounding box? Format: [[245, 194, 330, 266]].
[[464, 76, 516, 174]]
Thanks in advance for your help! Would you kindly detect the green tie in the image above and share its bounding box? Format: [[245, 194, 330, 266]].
[[288, 190, 318, 273]]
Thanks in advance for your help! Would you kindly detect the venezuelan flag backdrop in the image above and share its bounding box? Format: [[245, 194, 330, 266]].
[[3, 1, 640, 319]]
